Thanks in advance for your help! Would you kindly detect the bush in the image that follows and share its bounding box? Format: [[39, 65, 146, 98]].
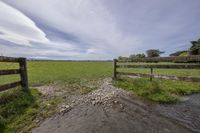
[[118, 56, 129, 61], [129, 54, 145, 60], [170, 50, 188, 56], [189, 39, 200, 55], [146, 49, 164, 57]]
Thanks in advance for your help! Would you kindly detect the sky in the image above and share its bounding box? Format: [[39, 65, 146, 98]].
[[0, 0, 200, 60]]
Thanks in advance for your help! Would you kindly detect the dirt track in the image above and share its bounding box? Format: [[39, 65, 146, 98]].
[[32, 78, 200, 133]]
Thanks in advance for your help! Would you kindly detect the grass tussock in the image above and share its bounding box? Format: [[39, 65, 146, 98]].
[[0, 88, 61, 133], [0, 88, 40, 133], [113, 77, 200, 103]]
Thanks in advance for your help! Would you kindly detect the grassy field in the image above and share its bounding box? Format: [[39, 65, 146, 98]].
[[114, 62, 200, 103], [0, 61, 200, 132], [117, 62, 200, 77], [0, 61, 112, 86], [113, 77, 200, 103], [0, 61, 112, 132]]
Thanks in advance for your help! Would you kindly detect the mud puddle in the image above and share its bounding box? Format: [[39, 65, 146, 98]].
[[156, 94, 200, 133]]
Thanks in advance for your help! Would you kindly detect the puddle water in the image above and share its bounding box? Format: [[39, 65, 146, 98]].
[[156, 94, 200, 133]]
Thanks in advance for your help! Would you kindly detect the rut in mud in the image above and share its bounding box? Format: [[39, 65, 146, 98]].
[[33, 78, 200, 133]]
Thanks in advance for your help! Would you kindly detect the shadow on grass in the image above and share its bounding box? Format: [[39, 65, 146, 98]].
[[0, 88, 40, 133]]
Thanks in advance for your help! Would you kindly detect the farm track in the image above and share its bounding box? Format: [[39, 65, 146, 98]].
[[32, 78, 200, 133]]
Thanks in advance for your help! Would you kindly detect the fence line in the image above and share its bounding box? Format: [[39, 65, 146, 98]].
[[0, 56, 20, 62], [117, 72, 200, 82], [0, 69, 20, 75], [113, 55, 200, 82], [117, 64, 200, 69], [117, 55, 200, 62], [0, 56, 28, 92]]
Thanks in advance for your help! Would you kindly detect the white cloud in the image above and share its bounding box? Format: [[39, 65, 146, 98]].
[[30, 56, 50, 60], [2, 0, 141, 57], [0, 1, 48, 45], [1, 0, 200, 59]]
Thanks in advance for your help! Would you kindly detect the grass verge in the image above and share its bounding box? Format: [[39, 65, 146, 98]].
[[0, 61, 112, 132], [113, 77, 200, 103], [0, 88, 61, 133]]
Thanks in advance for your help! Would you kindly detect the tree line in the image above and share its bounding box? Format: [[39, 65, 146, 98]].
[[118, 38, 200, 61]]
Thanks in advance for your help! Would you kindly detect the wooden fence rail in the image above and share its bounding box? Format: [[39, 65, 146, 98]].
[[0, 56, 28, 92], [113, 55, 200, 82], [117, 64, 200, 69], [117, 55, 200, 63]]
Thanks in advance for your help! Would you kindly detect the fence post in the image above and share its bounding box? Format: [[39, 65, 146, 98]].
[[113, 59, 117, 79], [150, 67, 153, 81], [19, 58, 28, 90]]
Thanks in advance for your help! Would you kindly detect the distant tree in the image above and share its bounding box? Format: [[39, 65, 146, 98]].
[[170, 50, 188, 56], [146, 49, 165, 57], [179, 51, 189, 56], [129, 54, 145, 61], [118, 56, 129, 61], [189, 39, 200, 55], [118, 56, 123, 60], [136, 53, 146, 58], [129, 54, 136, 61]]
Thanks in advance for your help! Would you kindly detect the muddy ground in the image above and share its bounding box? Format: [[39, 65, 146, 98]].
[[32, 78, 200, 133]]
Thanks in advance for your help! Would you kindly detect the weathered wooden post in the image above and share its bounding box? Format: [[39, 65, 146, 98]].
[[19, 58, 28, 90], [113, 59, 117, 79], [150, 67, 153, 81]]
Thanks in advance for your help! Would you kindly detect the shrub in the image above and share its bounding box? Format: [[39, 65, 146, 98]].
[[129, 54, 145, 61], [189, 39, 200, 55], [146, 49, 164, 57], [170, 50, 188, 56], [118, 56, 129, 61]]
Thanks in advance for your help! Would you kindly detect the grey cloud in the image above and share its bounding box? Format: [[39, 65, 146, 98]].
[[1, 0, 200, 59]]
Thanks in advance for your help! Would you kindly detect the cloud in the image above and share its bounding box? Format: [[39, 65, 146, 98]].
[[2, 0, 141, 57], [0, 0, 200, 59], [0, 1, 48, 46]]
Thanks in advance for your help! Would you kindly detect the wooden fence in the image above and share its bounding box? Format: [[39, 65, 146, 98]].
[[113, 55, 200, 82], [0, 56, 28, 92]]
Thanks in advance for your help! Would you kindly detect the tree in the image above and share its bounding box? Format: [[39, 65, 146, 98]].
[[189, 39, 200, 55], [129, 54, 137, 60], [136, 53, 145, 58], [118, 56, 129, 61], [129, 54, 145, 61], [146, 49, 164, 57], [170, 50, 188, 56]]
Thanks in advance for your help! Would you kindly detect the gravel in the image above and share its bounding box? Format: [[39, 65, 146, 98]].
[[33, 78, 200, 133]]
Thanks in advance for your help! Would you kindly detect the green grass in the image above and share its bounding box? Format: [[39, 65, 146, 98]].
[[117, 68, 200, 78], [0, 61, 112, 86], [113, 77, 200, 103], [28, 61, 112, 86], [0, 61, 200, 132], [0, 61, 112, 132], [0, 88, 41, 133], [115, 63, 200, 101], [117, 62, 200, 78], [0, 88, 63, 133]]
